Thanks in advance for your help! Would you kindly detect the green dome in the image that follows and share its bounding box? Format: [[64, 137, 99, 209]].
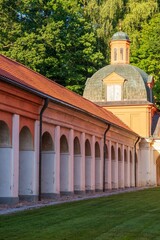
[[112, 31, 130, 41], [83, 64, 151, 103]]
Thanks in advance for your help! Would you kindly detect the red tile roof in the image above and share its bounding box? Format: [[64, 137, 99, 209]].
[[0, 54, 137, 134]]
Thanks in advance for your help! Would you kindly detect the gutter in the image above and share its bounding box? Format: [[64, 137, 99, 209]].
[[103, 124, 111, 192], [0, 75, 139, 137], [134, 137, 140, 187], [38, 98, 49, 201]]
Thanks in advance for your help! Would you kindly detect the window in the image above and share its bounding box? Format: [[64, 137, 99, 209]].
[[120, 48, 123, 60], [114, 48, 117, 61], [107, 84, 122, 101]]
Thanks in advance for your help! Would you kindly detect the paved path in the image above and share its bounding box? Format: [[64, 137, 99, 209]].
[[0, 187, 148, 215]]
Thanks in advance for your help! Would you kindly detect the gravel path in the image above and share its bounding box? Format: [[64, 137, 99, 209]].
[[0, 187, 147, 215]]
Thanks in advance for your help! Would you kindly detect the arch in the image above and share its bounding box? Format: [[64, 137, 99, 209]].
[[74, 137, 81, 192], [118, 148, 121, 161], [0, 121, 11, 147], [156, 156, 160, 186], [111, 146, 115, 160], [60, 134, 69, 193], [42, 132, 54, 151], [60, 135, 69, 153], [95, 142, 101, 190], [95, 142, 100, 158], [85, 139, 91, 156], [124, 149, 127, 162], [19, 126, 33, 150], [85, 139, 91, 191], [19, 126, 35, 200], [41, 132, 55, 197], [74, 137, 81, 155]]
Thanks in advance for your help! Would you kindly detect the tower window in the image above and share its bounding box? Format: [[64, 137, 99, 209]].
[[114, 48, 117, 61], [120, 48, 123, 60]]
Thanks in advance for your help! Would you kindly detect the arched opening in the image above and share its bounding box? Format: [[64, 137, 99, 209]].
[[95, 142, 101, 190], [85, 139, 91, 191], [74, 137, 81, 193], [156, 156, 160, 186], [124, 149, 128, 187], [0, 121, 12, 200], [60, 135, 69, 193], [19, 126, 34, 201], [118, 147, 122, 188], [111, 146, 116, 189], [41, 131, 55, 198]]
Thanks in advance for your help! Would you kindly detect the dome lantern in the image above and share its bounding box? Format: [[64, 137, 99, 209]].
[[110, 31, 131, 65]]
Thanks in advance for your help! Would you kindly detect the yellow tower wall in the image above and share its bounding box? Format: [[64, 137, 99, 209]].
[[104, 104, 154, 138]]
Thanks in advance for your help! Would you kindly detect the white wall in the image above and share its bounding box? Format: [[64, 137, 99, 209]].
[[74, 155, 82, 191], [95, 157, 101, 189], [41, 151, 55, 193], [60, 153, 69, 192], [19, 151, 35, 195], [85, 156, 92, 190], [0, 148, 12, 197]]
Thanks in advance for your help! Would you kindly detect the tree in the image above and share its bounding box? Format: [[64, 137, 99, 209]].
[[130, 13, 160, 105], [0, 0, 105, 94]]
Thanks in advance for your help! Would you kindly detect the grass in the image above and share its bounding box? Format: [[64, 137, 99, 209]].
[[1, 188, 160, 240]]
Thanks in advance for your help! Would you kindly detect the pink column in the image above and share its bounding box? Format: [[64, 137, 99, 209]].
[[107, 140, 112, 189], [100, 138, 103, 190], [54, 126, 60, 195], [11, 114, 20, 201], [115, 143, 118, 189], [33, 120, 40, 197], [121, 144, 125, 188], [68, 129, 74, 193], [127, 146, 130, 187], [91, 135, 95, 191], [81, 132, 85, 192]]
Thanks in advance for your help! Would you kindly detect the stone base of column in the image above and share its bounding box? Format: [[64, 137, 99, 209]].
[[95, 189, 103, 192], [74, 190, 85, 195], [0, 197, 19, 205], [85, 190, 95, 194], [60, 191, 74, 196], [41, 193, 60, 199], [19, 195, 38, 202]]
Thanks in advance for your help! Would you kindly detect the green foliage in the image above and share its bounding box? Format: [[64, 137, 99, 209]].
[[0, 0, 105, 94], [130, 13, 160, 105], [1, 188, 160, 239]]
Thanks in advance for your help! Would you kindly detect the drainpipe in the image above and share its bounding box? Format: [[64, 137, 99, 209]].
[[39, 98, 49, 201], [134, 137, 140, 188], [103, 124, 111, 192]]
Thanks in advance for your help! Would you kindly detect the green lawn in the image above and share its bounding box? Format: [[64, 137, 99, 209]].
[[1, 188, 160, 240]]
